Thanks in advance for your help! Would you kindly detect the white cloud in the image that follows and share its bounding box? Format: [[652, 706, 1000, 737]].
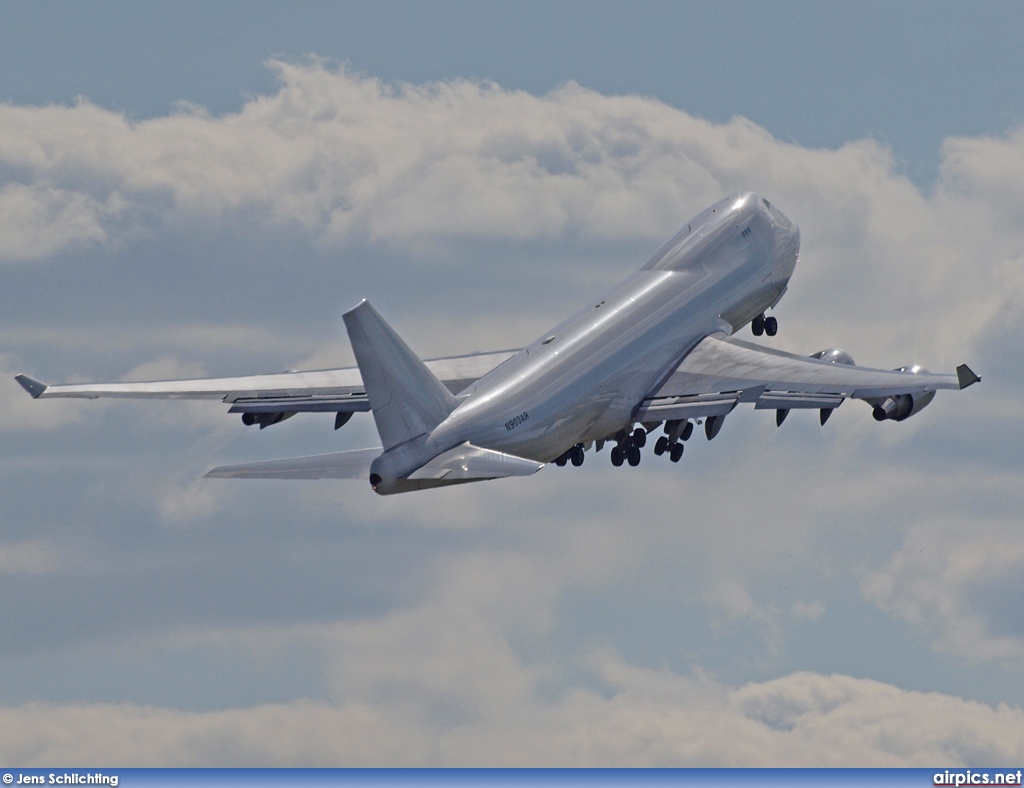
[[0, 414, 1020, 765], [0, 183, 115, 259], [3, 61, 1024, 768], [863, 514, 1024, 662], [1, 659, 1021, 766], [2, 60, 1019, 371], [791, 600, 826, 623], [0, 539, 64, 576], [1, 63, 721, 260]]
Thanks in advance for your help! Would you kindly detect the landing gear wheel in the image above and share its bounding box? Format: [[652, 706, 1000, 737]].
[[632, 427, 647, 448], [670, 443, 684, 463], [681, 421, 694, 441], [610, 446, 624, 467], [570, 445, 585, 466], [764, 315, 778, 336], [752, 314, 765, 336], [554, 456, 567, 467], [654, 436, 669, 456], [627, 445, 641, 466]]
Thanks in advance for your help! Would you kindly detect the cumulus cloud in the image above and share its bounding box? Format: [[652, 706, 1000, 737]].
[[791, 600, 826, 623], [0, 65, 859, 260], [0, 183, 117, 259], [0, 539, 64, 576], [1, 662, 1021, 766], [3, 60, 1024, 767], [863, 514, 1024, 662], [2, 59, 1020, 368], [0, 62, 723, 260]]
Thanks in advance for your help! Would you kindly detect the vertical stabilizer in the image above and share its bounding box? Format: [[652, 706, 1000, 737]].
[[343, 300, 459, 449]]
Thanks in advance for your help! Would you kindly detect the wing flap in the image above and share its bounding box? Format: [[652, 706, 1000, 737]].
[[755, 392, 846, 410], [638, 394, 739, 421], [227, 397, 371, 414]]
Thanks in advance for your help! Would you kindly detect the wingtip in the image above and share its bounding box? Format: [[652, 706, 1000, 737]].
[[956, 364, 981, 390], [15, 374, 48, 399], [203, 464, 237, 479]]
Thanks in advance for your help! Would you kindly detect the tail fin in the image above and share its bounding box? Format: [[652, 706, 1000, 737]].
[[343, 300, 459, 449]]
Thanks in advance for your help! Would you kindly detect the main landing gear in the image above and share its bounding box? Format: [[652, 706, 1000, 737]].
[[608, 419, 694, 467], [752, 313, 778, 337], [652, 418, 691, 463], [607, 427, 646, 466], [553, 418, 700, 471], [553, 443, 586, 467], [653, 435, 686, 463], [610, 442, 641, 467]]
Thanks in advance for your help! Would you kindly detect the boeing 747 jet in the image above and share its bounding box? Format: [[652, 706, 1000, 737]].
[[17, 193, 980, 494]]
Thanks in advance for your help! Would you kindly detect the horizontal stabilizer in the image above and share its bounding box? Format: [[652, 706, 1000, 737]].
[[408, 442, 544, 481], [205, 447, 381, 480], [15, 374, 48, 399], [956, 364, 981, 389]]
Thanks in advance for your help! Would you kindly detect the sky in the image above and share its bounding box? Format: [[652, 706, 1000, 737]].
[[1, 0, 1023, 767]]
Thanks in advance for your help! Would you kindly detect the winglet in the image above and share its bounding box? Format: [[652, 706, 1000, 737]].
[[956, 364, 981, 390], [15, 374, 48, 399]]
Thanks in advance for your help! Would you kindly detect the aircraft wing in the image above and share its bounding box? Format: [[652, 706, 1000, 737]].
[[15, 349, 518, 419], [636, 335, 980, 422]]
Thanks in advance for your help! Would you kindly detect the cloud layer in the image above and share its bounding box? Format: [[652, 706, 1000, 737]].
[[3, 60, 1023, 766], [3, 666, 1022, 767], [3, 61, 1020, 359]]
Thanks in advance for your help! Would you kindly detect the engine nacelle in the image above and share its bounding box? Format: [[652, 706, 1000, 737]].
[[872, 394, 914, 421], [871, 366, 936, 421], [810, 348, 856, 365], [241, 411, 295, 429]]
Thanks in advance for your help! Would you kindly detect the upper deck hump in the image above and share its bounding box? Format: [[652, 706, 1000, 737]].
[[641, 193, 763, 273]]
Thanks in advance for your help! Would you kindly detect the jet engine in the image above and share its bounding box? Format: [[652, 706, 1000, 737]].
[[871, 366, 936, 421], [241, 411, 295, 429]]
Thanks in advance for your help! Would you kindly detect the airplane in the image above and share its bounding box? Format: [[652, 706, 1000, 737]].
[[16, 193, 980, 495]]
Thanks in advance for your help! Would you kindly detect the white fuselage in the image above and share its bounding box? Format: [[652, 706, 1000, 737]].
[[371, 192, 800, 492]]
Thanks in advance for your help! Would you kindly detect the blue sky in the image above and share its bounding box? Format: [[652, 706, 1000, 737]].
[[1, 1, 1023, 766]]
